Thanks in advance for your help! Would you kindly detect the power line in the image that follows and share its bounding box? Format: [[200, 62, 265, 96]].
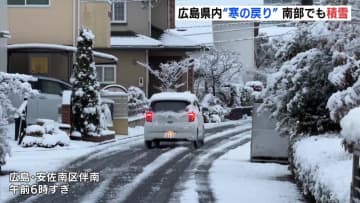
[[210, 25, 360, 45], [177, 22, 296, 36], [177, 19, 360, 38], [212, 30, 297, 44]]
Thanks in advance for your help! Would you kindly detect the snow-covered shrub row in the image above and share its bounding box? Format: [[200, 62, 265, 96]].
[[290, 135, 352, 203], [0, 72, 37, 167], [340, 107, 360, 152], [22, 120, 70, 148], [128, 86, 149, 117], [201, 93, 229, 123]]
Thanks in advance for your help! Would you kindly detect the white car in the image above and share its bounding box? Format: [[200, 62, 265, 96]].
[[11, 76, 71, 124], [144, 92, 205, 149]]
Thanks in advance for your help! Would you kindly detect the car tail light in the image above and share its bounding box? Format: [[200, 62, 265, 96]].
[[145, 111, 153, 122], [188, 111, 196, 122]]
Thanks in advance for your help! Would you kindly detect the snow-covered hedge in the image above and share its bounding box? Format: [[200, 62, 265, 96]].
[[128, 86, 149, 117], [0, 126, 10, 166], [290, 135, 352, 203], [201, 93, 228, 123], [22, 120, 70, 148], [340, 107, 360, 152]]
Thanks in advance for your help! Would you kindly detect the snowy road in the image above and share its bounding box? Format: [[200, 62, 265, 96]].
[[5, 120, 303, 203]]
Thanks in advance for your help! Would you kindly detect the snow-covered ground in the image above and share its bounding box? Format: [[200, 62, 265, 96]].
[[210, 142, 302, 203], [0, 124, 144, 202], [0, 119, 248, 202], [293, 135, 352, 203], [179, 126, 302, 203]]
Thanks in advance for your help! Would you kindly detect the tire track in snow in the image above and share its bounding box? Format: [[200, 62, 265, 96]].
[[104, 124, 252, 203], [6, 122, 250, 203], [195, 136, 250, 203], [170, 129, 251, 203], [108, 147, 188, 203]]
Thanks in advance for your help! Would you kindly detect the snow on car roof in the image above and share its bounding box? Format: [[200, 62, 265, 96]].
[[150, 92, 198, 103]]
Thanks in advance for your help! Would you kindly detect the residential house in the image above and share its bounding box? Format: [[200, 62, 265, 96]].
[[7, 0, 201, 96], [7, 0, 117, 82], [96, 0, 203, 97], [0, 0, 8, 72]]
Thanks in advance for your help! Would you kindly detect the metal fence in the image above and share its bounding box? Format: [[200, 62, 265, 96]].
[[128, 102, 148, 118], [14, 99, 28, 145]]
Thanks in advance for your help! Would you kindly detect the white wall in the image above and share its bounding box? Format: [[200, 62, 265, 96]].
[[0, 0, 8, 72], [212, 21, 255, 83]]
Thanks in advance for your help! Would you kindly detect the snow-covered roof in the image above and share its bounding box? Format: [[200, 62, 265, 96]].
[[173, 21, 213, 46], [8, 43, 77, 52], [259, 26, 297, 40], [111, 33, 202, 49], [93, 51, 118, 62], [150, 92, 198, 103], [111, 34, 162, 48], [159, 30, 202, 48], [7, 43, 118, 62], [174, 0, 265, 46]]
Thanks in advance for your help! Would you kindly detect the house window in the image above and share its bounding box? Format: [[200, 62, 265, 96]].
[[96, 65, 116, 83], [8, 0, 50, 6], [112, 1, 126, 23], [31, 56, 49, 74]]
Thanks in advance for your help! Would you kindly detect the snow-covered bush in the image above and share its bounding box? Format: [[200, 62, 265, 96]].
[[255, 32, 285, 73], [100, 102, 113, 129], [326, 35, 360, 122], [261, 48, 339, 136], [238, 86, 254, 107], [201, 94, 228, 123], [259, 20, 350, 137], [0, 73, 36, 167], [0, 127, 10, 166], [340, 107, 360, 152], [128, 86, 149, 116], [22, 120, 70, 148], [70, 28, 101, 137]]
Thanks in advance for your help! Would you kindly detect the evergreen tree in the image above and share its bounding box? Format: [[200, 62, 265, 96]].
[[70, 28, 101, 137]]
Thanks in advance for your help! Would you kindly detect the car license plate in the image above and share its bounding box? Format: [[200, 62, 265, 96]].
[[164, 130, 176, 138]]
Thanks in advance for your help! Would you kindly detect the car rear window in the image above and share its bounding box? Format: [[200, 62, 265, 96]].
[[150, 100, 190, 112]]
